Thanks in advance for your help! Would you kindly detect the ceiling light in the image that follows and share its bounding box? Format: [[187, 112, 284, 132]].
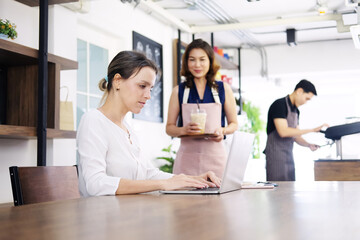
[[286, 28, 297, 47], [350, 25, 360, 49], [345, 0, 359, 7], [120, 0, 141, 5], [317, 6, 328, 15]]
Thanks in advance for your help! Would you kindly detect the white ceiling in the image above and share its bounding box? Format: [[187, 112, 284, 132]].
[[136, 0, 359, 48]]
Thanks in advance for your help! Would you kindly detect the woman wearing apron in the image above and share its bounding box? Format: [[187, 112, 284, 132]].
[[166, 39, 238, 178]]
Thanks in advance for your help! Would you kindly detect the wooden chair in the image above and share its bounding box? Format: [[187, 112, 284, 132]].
[[9, 166, 81, 206]]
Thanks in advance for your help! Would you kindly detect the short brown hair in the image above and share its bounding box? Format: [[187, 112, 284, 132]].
[[98, 51, 158, 105]]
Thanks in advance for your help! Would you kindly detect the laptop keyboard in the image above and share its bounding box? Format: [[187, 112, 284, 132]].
[[190, 187, 220, 192]]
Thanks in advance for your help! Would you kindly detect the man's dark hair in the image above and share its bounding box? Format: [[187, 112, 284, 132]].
[[294, 79, 317, 95]]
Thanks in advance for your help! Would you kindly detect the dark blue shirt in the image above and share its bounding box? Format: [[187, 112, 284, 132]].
[[177, 80, 226, 127]]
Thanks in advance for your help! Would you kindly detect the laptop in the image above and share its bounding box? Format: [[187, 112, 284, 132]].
[[160, 131, 255, 194]]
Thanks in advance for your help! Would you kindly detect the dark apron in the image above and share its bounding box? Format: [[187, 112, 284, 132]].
[[264, 96, 298, 181]]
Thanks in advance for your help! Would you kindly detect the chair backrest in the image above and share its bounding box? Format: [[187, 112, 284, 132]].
[[9, 166, 80, 206]]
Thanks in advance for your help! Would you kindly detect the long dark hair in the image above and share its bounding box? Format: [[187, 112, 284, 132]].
[[98, 51, 158, 105], [180, 39, 220, 90]]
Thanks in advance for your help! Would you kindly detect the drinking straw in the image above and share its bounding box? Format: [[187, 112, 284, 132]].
[[196, 99, 200, 111]]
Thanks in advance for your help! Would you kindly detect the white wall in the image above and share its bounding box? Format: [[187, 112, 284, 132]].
[[49, 5, 78, 167], [0, 0, 38, 48]]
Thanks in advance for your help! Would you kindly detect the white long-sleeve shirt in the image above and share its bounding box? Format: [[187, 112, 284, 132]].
[[77, 109, 173, 197]]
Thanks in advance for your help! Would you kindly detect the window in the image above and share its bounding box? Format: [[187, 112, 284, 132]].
[[76, 39, 109, 127]]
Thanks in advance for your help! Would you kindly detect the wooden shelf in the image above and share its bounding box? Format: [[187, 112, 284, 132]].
[[15, 0, 79, 7], [0, 125, 76, 139], [0, 39, 78, 139], [0, 39, 77, 70]]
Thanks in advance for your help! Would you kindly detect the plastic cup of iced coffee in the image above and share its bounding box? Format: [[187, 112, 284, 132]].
[[191, 108, 207, 134]]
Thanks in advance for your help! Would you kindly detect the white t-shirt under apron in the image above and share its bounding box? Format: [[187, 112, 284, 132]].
[[77, 109, 173, 197]]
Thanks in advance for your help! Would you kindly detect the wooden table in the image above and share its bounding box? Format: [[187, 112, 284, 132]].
[[1, 182, 360, 240]]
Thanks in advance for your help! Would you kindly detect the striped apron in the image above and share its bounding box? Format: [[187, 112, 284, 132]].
[[264, 97, 298, 181], [173, 87, 227, 178]]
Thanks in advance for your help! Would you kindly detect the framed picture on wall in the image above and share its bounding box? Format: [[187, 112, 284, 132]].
[[132, 31, 163, 123]]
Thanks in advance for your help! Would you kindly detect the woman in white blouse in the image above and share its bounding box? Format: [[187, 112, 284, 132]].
[[77, 51, 221, 197]]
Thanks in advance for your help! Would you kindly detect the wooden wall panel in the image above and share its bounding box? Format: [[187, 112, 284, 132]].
[[314, 161, 360, 181], [47, 63, 56, 129], [6, 63, 58, 128], [7, 65, 37, 127], [23, 65, 38, 127]]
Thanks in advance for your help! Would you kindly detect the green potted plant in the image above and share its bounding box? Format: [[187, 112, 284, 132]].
[[238, 99, 265, 159], [0, 19, 18, 40], [155, 144, 176, 173]]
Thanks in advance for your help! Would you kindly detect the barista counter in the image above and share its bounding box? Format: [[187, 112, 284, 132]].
[[314, 159, 360, 181]]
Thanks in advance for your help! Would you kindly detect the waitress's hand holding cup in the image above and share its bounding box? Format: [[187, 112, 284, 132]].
[[190, 108, 207, 134]]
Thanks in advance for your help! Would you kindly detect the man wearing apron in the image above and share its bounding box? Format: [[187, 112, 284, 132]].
[[264, 80, 328, 181]]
